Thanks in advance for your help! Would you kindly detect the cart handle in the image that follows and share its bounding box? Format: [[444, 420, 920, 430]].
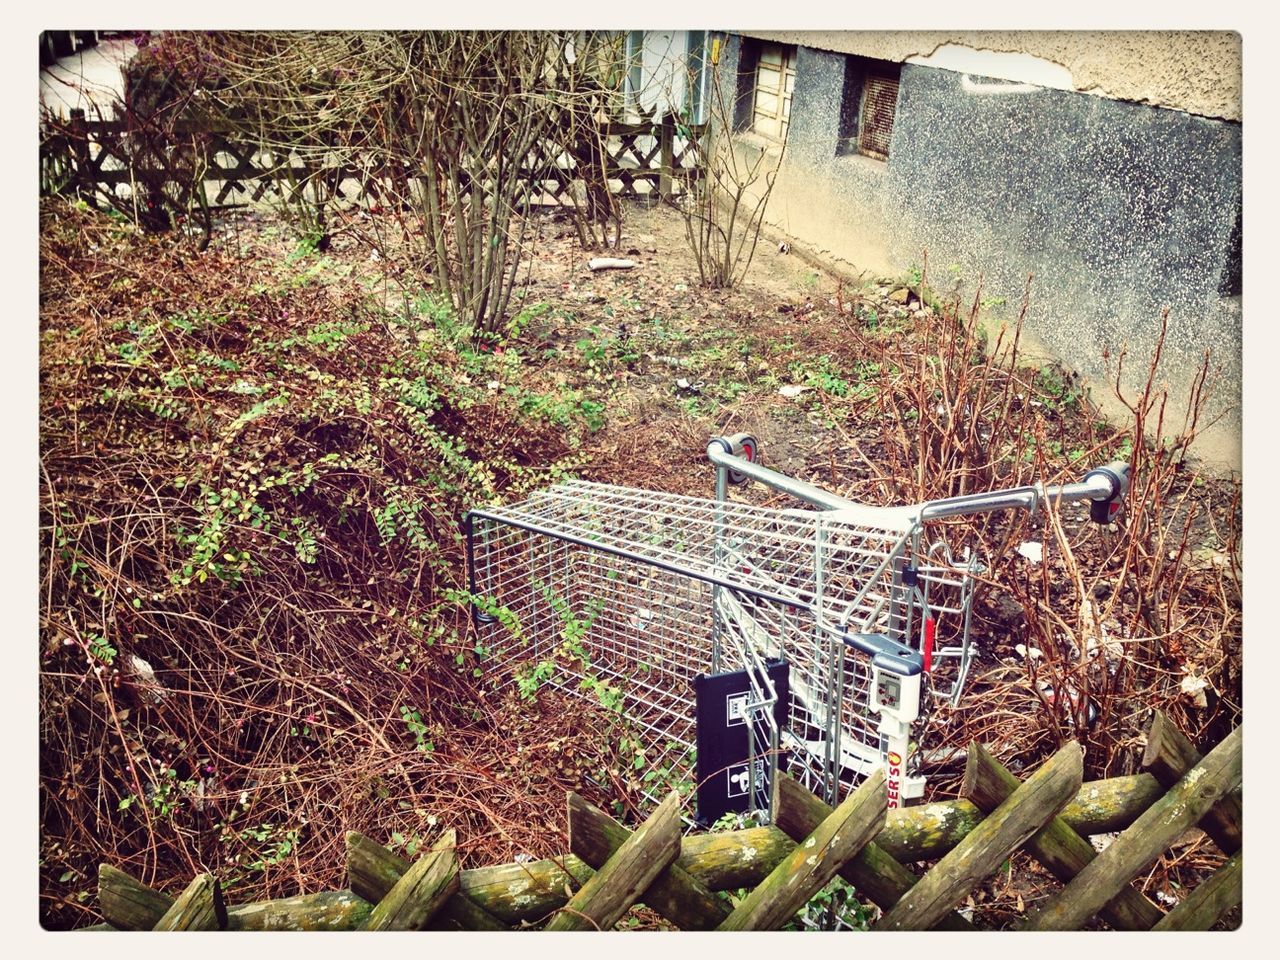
[[844, 632, 923, 677], [707, 438, 1131, 525]]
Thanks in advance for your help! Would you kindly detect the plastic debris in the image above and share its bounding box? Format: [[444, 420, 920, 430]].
[[587, 257, 636, 271], [1016, 541, 1043, 564], [1180, 672, 1210, 709]]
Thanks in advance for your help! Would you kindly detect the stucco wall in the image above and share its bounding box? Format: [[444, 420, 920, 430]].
[[719, 36, 1242, 467], [741, 31, 1242, 122]]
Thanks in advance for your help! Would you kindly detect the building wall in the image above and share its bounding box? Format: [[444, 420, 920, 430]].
[[741, 31, 1242, 122], [719, 36, 1242, 467]]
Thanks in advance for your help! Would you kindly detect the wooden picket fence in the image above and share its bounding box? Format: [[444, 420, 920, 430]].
[[89, 712, 1241, 931], [40, 107, 706, 209]]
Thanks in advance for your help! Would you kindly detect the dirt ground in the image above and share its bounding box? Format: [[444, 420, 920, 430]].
[[507, 202, 931, 492]]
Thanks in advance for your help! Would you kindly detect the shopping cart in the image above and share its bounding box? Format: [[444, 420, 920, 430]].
[[463, 434, 1130, 822]]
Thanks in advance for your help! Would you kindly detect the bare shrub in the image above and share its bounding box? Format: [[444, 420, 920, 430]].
[[668, 54, 785, 288], [553, 32, 629, 250], [801, 266, 1240, 786], [200, 31, 620, 336], [41, 33, 223, 246], [37, 199, 619, 927]]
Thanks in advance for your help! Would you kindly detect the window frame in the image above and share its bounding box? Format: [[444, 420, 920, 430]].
[[750, 42, 797, 142], [624, 30, 645, 111], [686, 31, 709, 124]]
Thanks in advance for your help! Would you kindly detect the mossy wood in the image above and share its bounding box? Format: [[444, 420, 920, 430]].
[[93, 787, 1159, 932], [1056, 773, 1164, 835], [1142, 710, 1242, 855], [881, 742, 1084, 931], [873, 797, 985, 862], [458, 855, 594, 925], [719, 770, 887, 931], [567, 792, 729, 930], [361, 829, 459, 931], [962, 742, 1163, 930], [677, 826, 792, 888], [95, 844, 794, 933], [1151, 854, 1241, 931], [99, 863, 371, 931], [89, 722, 1241, 933], [773, 773, 973, 931], [830, 774, 1160, 864], [98, 864, 174, 930], [353, 825, 793, 927], [152, 873, 225, 931], [345, 831, 506, 930], [544, 790, 682, 931], [226, 891, 372, 931], [1025, 725, 1242, 931]]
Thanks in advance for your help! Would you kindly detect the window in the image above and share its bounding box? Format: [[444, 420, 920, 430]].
[[751, 43, 796, 141], [623, 31, 711, 122], [837, 58, 901, 160], [625, 31, 644, 110], [686, 31, 708, 123]]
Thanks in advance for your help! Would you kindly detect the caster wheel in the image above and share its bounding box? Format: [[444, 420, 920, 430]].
[[724, 432, 760, 485]]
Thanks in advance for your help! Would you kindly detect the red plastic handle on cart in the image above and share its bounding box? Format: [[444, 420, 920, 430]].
[[923, 617, 936, 673]]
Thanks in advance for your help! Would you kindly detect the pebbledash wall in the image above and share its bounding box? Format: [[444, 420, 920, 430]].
[[719, 32, 1242, 468]]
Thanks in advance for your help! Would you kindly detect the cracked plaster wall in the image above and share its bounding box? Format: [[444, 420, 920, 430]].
[[719, 35, 1242, 467], [741, 31, 1241, 122]]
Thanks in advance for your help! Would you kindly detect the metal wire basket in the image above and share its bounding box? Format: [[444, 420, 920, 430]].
[[465, 434, 1130, 822]]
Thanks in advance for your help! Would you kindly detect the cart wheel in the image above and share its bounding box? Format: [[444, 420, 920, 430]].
[[724, 433, 761, 485]]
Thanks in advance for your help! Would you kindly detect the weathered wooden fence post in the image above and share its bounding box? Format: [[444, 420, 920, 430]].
[[880, 741, 1084, 931], [567, 792, 730, 930], [97, 864, 173, 930], [658, 113, 675, 202], [545, 790, 682, 931], [1151, 853, 1241, 931], [963, 741, 1163, 930], [1142, 710, 1242, 855], [772, 773, 974, 930], [85, 724, 1242, 933], [719, 769, 887, 931], [68, 108, 90, 201], [361, 829, 459, 931], [345, 831, 507, 930], [1024, 724, 1242, 931], [152, 874, 225, 931]]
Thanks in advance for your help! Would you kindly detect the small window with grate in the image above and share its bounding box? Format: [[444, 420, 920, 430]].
[[837, 57, 901, 161]]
